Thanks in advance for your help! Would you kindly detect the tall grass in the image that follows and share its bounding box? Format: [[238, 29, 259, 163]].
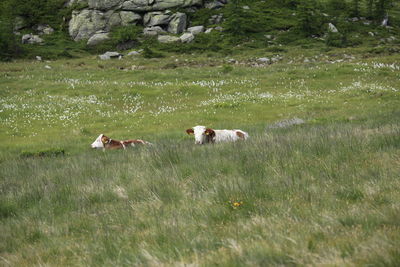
[[1, 113, 399, 265]]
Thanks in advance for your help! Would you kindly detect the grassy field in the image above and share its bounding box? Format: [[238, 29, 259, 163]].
[[0, 47, 400, 265]]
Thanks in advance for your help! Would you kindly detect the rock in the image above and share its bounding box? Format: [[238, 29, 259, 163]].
[[215, 26, 223, 31], [205, 28, 213, 34], [44, 65, 52, 69], [21, 34, 44, 44], [368, 32, 374, 37], [99, 51, 122, 60], [128, 51, 140, 56], [143, 26, 166, 36], [267, 118, 305, 129], [180, 32, 194, 43], [106, 11, 123, 30], [257, 57, 270, 64], [242, 5, 250, 10], [381, 13, 389, 27], [208, 14, 223, 24], [157, 35, 180, 43], [205, 1, 225, 9], [328, 23, 338, 33], [265, 35, 272, 39], [35, 24, 54, 35], [350, 17, 359, 22], [187, 25, 204, 35], [122, 0, 202, 12], [87, 31, 110, 46], [144, 11, 172, 26], [65, 0, 88, 6], [69, 9, 108, 41], [14, 16, 27, 31], [120, 11, 142, 26], [88, 0, 123, 10], [168, 12, 187, 34], [36, 56, 42, 61]]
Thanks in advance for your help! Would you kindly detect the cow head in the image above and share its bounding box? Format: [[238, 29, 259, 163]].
[[91, 134, 110, 149], [186, 126, 215, 144]]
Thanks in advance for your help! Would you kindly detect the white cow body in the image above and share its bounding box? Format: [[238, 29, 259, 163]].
[[187, 125, 249, 144]]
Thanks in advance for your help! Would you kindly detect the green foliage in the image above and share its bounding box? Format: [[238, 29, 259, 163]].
[[20, 148, 65, 158], [8, 0, 66, 29], [0, 20, 21, 61], [142, 46, 164, 58], [111, 26, 141, 44], [296, 0, 326, 37]]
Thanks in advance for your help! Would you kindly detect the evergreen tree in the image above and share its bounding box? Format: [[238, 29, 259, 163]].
[[297, 0, 323, 37], [351, 0, 361, 17]]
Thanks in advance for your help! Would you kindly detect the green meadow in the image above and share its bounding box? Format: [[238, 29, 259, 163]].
[[1, 48, 400, 265]]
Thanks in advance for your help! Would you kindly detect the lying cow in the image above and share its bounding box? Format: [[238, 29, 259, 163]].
[[91, 134, 152, 150], [186, 125, 249, 145]]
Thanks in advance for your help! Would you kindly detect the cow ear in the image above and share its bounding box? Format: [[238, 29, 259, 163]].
[[101, 136, 109, 144], [205, 128, 215, 136], [186, 128, 194, 135]]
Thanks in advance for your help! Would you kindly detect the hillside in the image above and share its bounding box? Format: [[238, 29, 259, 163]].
[[0, 0, 400, 266], [1, 0, 400, 60]]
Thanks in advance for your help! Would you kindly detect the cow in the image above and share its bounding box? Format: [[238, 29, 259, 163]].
[[186, 125, 249, 145], [91, 134, 152, 150]]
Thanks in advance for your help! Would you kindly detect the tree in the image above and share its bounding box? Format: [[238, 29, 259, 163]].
[[0, 0, 21, 61], [351, 0, 361, 17], [296, 0, 323, 37]]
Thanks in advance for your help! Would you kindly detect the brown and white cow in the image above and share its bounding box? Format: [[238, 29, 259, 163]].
[[186, 126, 249, 145], [91, 134, 152, 150]]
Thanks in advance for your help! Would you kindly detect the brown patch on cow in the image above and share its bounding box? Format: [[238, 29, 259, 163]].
[[186, 128, 194, 135], [236, 131, 245, 139], [205, 128, 216, 143], [103, 136, 150, 149]]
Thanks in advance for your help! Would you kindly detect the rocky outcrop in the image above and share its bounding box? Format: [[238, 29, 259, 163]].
[[69, 9, 141, 41], [122, 0, 202, 12], [68, 0, 207, 42], [69, 10, 108, 41]]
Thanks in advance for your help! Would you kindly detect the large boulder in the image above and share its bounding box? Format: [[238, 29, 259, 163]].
[[143, 26, 166, 36], [144, 11, 172, 26], [21, 34, 44, 44], [167, 12, 187, 34], [120, 11, 142, 26], [69, 9, 141, 41], [180, 32, 194, 43], [69, 9, 108, 41], [157, 35, 180, 43], [87, 31, 110, 45], [187, 25, 204, 35], [88, 0, 124, 10], [122, 0, 202, 12]]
